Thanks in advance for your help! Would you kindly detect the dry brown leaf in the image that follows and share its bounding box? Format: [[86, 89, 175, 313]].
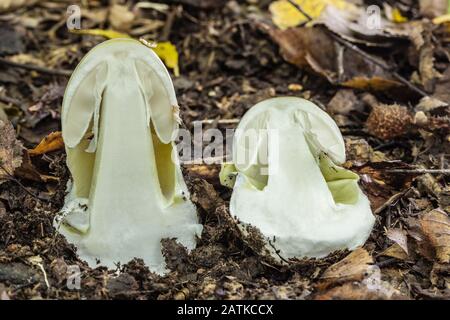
[[352, 161, 415, 211], [327, 89, 360, 115], [316, 262, 405, 300], [420, 209, 450, 263], [0, 0, 37, 13], [419, 0, 449, 18], [380, 244, 409, 260], [318, 248, 373, 290], [386, 228, 409, 255], [28, 131, 64, 156], [14, 151, 58, 183], [109, 4, 135, 32], [314, 280, 404, 300], [268, 27, 401, 90], [0, 120, 23, 184]]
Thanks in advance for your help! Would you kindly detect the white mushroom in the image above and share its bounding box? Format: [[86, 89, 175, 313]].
[[57, 39, 202, 274], [220, 97, 375, 260]]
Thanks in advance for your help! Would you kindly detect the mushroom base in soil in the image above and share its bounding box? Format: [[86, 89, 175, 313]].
[[56, 39, 202, 274], [220, 97, 375, 261]]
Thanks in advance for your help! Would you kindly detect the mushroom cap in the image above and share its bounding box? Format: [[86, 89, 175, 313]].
[[62, 38, 179, 148], [233, 97, 346, 172]]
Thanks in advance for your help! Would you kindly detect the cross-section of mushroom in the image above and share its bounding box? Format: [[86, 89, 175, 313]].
[[56, 39, 202, 274], [220, 97, 375, 261]]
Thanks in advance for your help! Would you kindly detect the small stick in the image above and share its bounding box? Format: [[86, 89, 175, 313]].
[[0, 163, 45, 201], [374, 189, 410, 215], [285, 0, 428, 97], [386, 168, 450, 174], [0, 57, 72, 77], [0, 95, 22, 107], [160, 5, 182, 41], [195, 119, 240, 125]]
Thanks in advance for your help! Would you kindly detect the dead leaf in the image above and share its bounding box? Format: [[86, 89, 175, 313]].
[[327, 89, 360, 115], [109, 4, 135, 32], [316, 262, 405, 299], [269, 0, 355, 30], [318, 248, 373, 290], [416, 25, 441, 92], [420, 0, 449, 18], [152, 42, 180, 76], [431, 65, 450, 104], [380, 244, 409, 260], [0, 120, 23, 184], [14, 151, 58, 183], [28, 131, 64, 156], [386, 228, 409, 255], [420, 209, 450, 263], [267, 26, 401, 90], [0, 0, 37, 13], [8, 53, 45, 67]]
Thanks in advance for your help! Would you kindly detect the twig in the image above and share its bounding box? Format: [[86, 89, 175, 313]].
[[386, 168, 450, 174], [0, 57, 72, 77], [0, 163, 45, 201], [196, 118, 240, 125], [374, 189, 410, 215], [0, 95, 22, 107], [160, 5, 182, 41], [286, 0, 428, 97]]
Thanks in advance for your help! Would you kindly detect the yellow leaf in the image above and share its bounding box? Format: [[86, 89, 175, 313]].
[[269, 0, 352, 29], [28, 131, 64, 156], [70, 29, 130, 39], [152, 41, 180, 77], [70, 30, 179, 76], [392, 8, 408, 23], [433, 13, 450, 24]]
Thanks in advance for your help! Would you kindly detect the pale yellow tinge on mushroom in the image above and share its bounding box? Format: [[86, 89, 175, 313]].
[[57, 39, 202, 274]]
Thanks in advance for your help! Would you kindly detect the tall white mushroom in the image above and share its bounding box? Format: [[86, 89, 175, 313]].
[[57, 39, 202, 274], [220, 97, 375, 260]]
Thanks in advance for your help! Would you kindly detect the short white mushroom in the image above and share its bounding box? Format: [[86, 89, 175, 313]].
[[220, 97, 375, 261], [57, 39, 202, 274]]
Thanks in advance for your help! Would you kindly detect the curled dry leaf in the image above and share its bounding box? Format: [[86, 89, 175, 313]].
[[420, 209, 450, 263], [327, 89, 360, 116], [0, 120, 23, 184], [28, 131, 64, 156], [318, 248, 373, 290]]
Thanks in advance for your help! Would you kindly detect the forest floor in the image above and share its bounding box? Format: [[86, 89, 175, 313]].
[[0, 0, 449, 300]]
